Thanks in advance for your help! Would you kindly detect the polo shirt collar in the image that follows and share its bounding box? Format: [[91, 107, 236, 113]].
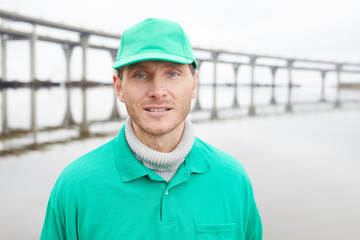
[[114, 126, 150, 182], [113, 126, 210, 183], [184, 137, 210, 175]]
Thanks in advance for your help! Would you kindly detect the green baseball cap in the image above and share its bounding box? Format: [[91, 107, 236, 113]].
[[112, 18, 197, 70]]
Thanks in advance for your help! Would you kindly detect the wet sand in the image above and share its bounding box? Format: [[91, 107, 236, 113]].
[[1, 110, 360, 239]]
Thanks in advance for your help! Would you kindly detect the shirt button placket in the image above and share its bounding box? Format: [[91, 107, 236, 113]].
[[161, 189, 175, 224]]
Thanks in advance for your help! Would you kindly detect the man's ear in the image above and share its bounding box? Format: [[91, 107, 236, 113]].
[[113, 74, 125, 103], [191, 70, 199, 99]]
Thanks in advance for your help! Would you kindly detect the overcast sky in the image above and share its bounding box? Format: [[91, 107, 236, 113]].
[[1, 0, 360, 62]]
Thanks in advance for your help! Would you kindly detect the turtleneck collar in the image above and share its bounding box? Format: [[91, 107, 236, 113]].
[[124, 117, 195, 172]]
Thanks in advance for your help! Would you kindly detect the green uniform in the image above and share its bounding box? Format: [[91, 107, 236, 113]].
[[40, 126, 262, 239]]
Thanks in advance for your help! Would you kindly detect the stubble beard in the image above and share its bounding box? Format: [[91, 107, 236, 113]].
[[125, 100, 192, 138]]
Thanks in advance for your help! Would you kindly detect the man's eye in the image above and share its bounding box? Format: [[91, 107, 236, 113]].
[[169, 72, 178, 77], [136, 74, 147, 78]]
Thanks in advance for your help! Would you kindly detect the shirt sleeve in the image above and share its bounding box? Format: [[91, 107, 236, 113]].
[[40, 202, 67, 240], [245, 182, 263, 240], [245, 200, 263, 239]]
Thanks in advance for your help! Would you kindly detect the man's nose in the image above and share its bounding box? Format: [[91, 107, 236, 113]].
[[148, 77, 168, 98]]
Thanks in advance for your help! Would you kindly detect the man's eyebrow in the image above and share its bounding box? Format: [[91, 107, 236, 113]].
[[127, 62, 185, 72], [127, 63, 149, 72], [164, 62, 184, 68]]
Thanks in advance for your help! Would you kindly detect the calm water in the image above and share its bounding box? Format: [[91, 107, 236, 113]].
[[1, 84, 353, 130], [2, 83, 357, 153], [1, 109, 360, 240], [1, 75, 360, 239]]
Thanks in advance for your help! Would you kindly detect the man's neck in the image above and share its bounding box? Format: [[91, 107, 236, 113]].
[[132, 122, 185, 152]]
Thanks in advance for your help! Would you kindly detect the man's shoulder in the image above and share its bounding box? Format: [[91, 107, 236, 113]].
[[193, 137, 247, 176], [55, 138, 116, 187]]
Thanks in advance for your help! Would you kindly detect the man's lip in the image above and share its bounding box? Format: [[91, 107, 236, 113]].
[[143, 107, 172, 112]]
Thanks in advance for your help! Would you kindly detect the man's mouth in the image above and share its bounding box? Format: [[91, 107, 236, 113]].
[[145, 108, 171, 112]]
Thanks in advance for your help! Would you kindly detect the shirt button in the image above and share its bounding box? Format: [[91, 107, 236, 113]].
[[165, 191, 169, 195]]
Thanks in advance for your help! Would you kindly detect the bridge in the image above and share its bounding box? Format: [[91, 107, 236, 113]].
[[1, 9, 360, 155]]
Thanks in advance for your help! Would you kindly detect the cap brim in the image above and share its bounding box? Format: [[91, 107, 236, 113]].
[[112, 52, 194, 69]]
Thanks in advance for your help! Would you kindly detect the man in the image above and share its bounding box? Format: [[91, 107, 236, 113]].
[[40, 18, 262, 239]]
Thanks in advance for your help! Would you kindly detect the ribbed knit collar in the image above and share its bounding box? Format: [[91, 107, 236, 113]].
[[125, 117, 195, 171]]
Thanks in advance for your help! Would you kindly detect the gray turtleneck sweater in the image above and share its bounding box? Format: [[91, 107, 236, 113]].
[[125, 117, 195, 182]]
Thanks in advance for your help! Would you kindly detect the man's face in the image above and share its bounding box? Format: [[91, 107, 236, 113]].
[[113, 60, 198, 137]]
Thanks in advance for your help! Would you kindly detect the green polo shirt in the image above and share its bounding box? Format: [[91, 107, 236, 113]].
[[40, 126, 262, 240]]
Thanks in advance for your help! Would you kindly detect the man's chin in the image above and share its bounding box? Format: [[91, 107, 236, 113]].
[[131, 115, 185, 137], [143, 126, 173, 136]]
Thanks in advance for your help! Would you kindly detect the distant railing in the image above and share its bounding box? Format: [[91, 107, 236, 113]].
[[1, 9, 360, 155]]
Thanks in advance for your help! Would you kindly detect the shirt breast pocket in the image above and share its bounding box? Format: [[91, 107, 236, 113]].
[[195, 223, 235, 240]]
